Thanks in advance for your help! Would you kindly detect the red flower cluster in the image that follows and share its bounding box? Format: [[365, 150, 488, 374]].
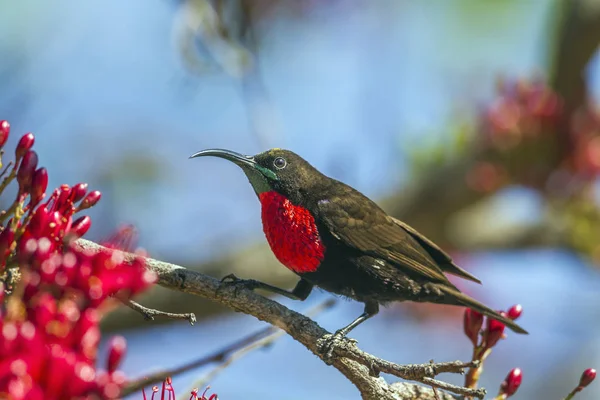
[[463, 304, 523, 396], [463, 304, 521, 353], [473, 78, 600, 193], [464, 305, 596, 399], [484, 79, 562, 145], [190, 386, 219, 400], [142, 378, 219, 400], [0, 120, 155, 399]]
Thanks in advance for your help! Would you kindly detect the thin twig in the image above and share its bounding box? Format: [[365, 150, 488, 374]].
[[189, 298, 337, 392], [190, 331, 283, 389], [123, 297, 197, 325], [122, 328, 271, 397], [0, 162, 17, 195], [0, 160, 13, 181], [122, 298, 336, 396], [422, 377, 485, 398], [0, 197, 21, 225]]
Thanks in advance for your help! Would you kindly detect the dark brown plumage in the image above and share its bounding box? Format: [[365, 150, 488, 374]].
[[190, 148, 527, 353]]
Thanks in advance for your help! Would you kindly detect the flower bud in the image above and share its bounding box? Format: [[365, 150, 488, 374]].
[[26, 206, 52, 237], [107, 336, 127, 374], [0, 120, 10, 147], [79, 190, 102, 210], [579, 368, 596, 388], [55, 184, 71, 213], [463, 308, 483, 346], [499, 368, 522, 397], [17, 150, 38, 193], [31, 168, 48, 205], [483, 317, 505, 350], [507, 304, 523, 320], [70, 183, 88, 203], [68, 216, 91, 239], [48, 211, 63, 241], [15, 133, 35, 160]]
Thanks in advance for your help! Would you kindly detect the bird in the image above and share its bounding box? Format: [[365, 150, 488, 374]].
[[190, 148, 528, 359]]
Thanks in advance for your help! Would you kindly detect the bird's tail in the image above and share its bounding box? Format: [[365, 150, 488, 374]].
[[437, 285, 528, 334]]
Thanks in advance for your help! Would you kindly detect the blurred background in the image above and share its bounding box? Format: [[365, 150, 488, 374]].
[[1, 0, 600, 398]]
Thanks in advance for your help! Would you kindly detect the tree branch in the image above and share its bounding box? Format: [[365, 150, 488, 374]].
[[76, 239, 484, 400], [188, 298, 337, 393], [551, 0, 600, 117], [390, 382, 459, 400]]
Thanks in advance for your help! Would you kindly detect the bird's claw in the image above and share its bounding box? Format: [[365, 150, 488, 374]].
[[219, 273, 258, 297], [220, 273, 240, 283], [317, 331, 357, 365]]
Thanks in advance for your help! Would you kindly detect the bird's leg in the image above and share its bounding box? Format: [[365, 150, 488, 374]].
[[220, 274, 313, 300], [318, 300, 379, 365], [334, 301, 380, 337]]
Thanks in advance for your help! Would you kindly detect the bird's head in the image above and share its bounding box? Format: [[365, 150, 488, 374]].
[[190, 148, 324, 203]]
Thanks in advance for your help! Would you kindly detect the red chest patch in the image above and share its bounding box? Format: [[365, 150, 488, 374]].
[[259, 191, 325, 274]]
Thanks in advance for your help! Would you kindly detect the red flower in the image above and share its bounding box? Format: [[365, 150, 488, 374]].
[[144, 379, 219, 400], [15, 133, 35, 160], [69, 216, 92, 239], [482, 317, 505, 350], [79, 190, 102, 211], [498, 368, 522, 397], [30, 167, 49, 206], [506, 304, 523, 320], [463, 308, 483, 346], [16, 150, 38, 194], [0, 120, 10, 147], [0, 120, 154, 399], [579, 368, 596, 388], [107, 336, 127, 374], [70, 183, 89, 203]]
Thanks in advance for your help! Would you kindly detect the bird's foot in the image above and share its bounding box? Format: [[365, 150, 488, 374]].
[[219, 273, 259, 296], [317, 330, 357, 365]]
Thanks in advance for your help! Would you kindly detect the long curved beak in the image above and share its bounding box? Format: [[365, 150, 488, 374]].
[[189, 148, 257, 168], [190, 148, 278, 193]]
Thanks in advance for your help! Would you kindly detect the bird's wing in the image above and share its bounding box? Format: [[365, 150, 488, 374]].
[[389, 217, 482, 284], [316, 194, 454, 286]]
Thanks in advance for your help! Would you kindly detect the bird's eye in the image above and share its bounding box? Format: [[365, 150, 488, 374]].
[[273, 157, 287, 169]]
